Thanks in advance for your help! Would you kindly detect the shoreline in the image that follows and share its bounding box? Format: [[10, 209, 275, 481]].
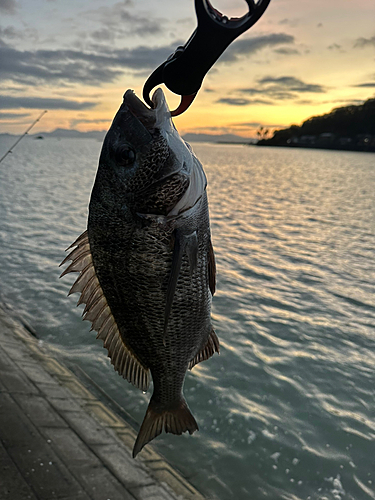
[[256, 142, 375, 153]]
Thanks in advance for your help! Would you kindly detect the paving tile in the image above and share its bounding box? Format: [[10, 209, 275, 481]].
[[56, 495, 91, 500], [92, 443, 152, 489], [25, 340, 48, 359], [0, 350, 12, 369], [85, 400, 127, 428], [132, 484, 177, 500], [145, 460, 203, 500], [62, 379, 96, 400], [61, 411, 116, 445], [36, 382, 72, 400], [41, 427, 101, 467], [115, 427, 139, 451], [18, 361, 57, 385], [0, 440, 38, 500], [7, 442, 85, 500], [12, 394, 68, 428], [42, 358, 74, 378], [1, 341, 31, 362], [0, 324, 14, 337], [0, 369, 39, 394], [0, 393, 41, 449], [0, 313, 17, 332], [48, 396, 82, 413], [71, 465, 136, 500]]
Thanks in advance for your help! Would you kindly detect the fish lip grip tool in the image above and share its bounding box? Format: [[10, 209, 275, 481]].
[[143, 0, 272, 116]]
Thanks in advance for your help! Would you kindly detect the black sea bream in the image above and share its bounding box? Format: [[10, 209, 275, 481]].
[[60, 88, 219, 457]]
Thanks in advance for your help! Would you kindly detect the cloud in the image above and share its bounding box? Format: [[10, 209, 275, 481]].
[[0, 24, 39, 46], [318, 98, 366, 106], [354, 82, 375, 88], [273, 47, 300, 55], [354, 35, 375, 48], [69, 117, 111, 128], [218, 33, 295, 63], [327, 43, 344, 52], [0, 41, 179, 86], [221, 76, 327, 106], [278, 18, 300, 28], [258, 76, 326, 94], [231, 121, 284, 129], [216, 97, 274, 106], [0, 25, 18, 39], [231, 121, 265, 127], [0, 112, 30, 119], [84, 2, 166, 39], [0, 0, 16, 14], [295, 99, 314, 105], [0, 96, 96, 110]]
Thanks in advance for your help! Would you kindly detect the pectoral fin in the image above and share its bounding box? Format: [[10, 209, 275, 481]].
[[164, 230, 198, 338], [208, 237, 216, 296], [185, 231, 198, 275]]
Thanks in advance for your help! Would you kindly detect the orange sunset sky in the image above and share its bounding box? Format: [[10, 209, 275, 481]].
[[1, 0, 374, 138]]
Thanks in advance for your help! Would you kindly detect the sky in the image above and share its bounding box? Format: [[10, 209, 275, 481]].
[[1, 0, 374, 138]]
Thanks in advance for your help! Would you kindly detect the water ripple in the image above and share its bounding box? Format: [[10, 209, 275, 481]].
[[0, 138, 374, 499]]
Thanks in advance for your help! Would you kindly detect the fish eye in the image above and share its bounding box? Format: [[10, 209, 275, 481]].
[[115, 145, 136, 166]]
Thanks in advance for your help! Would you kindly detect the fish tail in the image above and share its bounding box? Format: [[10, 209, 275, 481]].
[[132, 396, 198, 458]]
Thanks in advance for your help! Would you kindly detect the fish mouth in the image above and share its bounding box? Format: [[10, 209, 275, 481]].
[[124, 88, 169, 131]]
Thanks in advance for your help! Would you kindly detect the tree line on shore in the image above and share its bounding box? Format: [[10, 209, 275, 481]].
[[257, 98, 375, 152]]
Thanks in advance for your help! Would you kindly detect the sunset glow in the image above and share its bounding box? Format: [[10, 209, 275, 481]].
[[1, 0, 374, 138]]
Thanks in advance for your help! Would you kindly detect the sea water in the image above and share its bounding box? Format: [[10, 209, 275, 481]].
[[0, 135, 374, 500]]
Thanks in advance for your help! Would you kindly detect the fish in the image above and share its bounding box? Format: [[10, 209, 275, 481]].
[[60, 88, 219, 458]]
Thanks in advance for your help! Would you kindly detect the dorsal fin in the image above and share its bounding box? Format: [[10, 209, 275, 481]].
[[188, 329, 220, 370], [60, 230, 150, 392]]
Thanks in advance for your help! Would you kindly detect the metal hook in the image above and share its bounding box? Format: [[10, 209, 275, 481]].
[[143, 0, 272, 116]]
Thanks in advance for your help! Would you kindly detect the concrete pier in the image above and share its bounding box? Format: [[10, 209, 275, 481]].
[[0, 305, 206, 500]]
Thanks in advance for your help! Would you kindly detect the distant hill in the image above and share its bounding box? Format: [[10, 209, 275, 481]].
[[1, 129, 254, 144], [182, 133, 256, 144], [33, 129, 107, 140], [257, 98, 375, 152], [0, 129, 106, 141]]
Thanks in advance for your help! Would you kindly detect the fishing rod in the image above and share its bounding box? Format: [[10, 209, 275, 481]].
[[0, 110, 48, 165]]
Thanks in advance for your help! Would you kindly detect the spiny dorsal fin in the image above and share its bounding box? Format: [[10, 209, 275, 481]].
[[60, 230, 150, 392], [188, 329, 220, 370]]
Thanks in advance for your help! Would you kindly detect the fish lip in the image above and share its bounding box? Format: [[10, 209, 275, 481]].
[[123, 89, 169, 130]]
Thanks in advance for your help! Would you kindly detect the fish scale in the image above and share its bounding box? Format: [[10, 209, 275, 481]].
[[60, 88, 219, 457]]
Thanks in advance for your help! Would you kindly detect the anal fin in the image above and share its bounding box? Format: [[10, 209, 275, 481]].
[[189, 329, 220, 370]]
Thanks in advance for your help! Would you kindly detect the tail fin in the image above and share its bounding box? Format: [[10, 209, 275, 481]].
[[132, 397, 198, 458]]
